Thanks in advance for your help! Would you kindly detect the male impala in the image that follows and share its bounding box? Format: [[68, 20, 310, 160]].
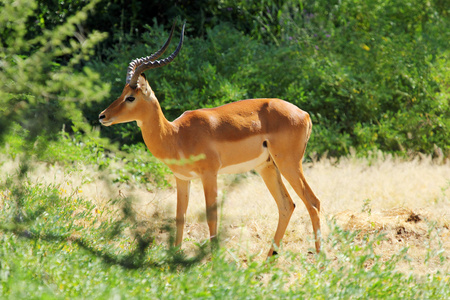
[[99, 23, 321, 255]]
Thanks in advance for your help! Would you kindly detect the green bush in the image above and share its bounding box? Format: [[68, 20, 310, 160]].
[[0, 0, 109, 147], [0, 0, 171, 189], [89, 4, 449, 157], [1, 0, 449, 163]]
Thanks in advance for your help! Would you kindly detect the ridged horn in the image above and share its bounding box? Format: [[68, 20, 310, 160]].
[[127, 22, 185, 89]]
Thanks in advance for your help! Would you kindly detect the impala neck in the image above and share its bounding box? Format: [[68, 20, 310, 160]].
[[137, 95, 175, 159]]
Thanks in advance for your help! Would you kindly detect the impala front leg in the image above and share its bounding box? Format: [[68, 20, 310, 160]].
[[175, 178, 190, 247], [201, 173, 218, 244]]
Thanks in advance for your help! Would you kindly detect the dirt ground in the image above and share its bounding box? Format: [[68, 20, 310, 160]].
[[5, 154, 450, 275]]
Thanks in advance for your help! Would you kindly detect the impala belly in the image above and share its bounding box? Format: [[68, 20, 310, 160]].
[[169, 151, 199, 180], [169, 136, 270, 180], [219, 147, 269, 174], [172, 170, 198, 181], [170, 149, 269, 180], [217, 135, 269, 174]]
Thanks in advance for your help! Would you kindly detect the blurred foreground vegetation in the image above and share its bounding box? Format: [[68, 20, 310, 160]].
[[1, 0, 449, 297]]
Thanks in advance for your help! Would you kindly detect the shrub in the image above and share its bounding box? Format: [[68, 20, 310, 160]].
[[89, 6, 449, 157], [0, 0, 108, 148]]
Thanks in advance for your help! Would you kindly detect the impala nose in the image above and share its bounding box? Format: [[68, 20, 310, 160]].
[[99, 113, 106, 123]]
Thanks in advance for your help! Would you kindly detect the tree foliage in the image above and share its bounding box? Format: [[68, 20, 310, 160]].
[[1, 0, 449, 158], [0, 0, 108, 147]]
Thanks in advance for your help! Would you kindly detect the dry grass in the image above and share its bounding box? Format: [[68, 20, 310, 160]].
[[3, 154, 450, 275], [139, 154, 449, 275]]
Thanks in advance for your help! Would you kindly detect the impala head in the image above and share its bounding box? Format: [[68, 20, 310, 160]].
[[99, 22, 185, 127]]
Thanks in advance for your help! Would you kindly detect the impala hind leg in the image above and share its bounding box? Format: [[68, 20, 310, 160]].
[[175, 178, 191, 247], [256, 159, 296, 257], [279, 164, 321, 253], [268, 144, 321, 253]]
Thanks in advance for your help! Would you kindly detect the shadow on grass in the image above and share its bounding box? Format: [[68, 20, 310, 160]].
[[0, 164, 210, 271]]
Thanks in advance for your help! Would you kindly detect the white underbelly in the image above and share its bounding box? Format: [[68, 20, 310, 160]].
[[219, 148, 269, 174], [171, 144, 270, 180], [172, 171, 198, 181]]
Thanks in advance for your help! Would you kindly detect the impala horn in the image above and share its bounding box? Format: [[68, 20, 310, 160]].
[[126, 21, 186, 89]]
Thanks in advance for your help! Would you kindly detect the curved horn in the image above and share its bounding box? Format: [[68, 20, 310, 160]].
[[127, 22, 186, 89], [126, 21, 176, 85]]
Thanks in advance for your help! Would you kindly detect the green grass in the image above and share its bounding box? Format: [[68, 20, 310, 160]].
[[1, 174, 449, 299], [1, 129, 449, 299]]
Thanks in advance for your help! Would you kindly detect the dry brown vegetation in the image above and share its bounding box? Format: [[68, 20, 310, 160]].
[[9, 154, 450, 275]]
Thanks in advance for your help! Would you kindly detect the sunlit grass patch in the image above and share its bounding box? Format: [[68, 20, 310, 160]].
[[1, 151, 449, 298]]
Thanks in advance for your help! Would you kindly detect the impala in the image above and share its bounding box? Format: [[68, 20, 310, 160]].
[[99, 22, 321, 256]]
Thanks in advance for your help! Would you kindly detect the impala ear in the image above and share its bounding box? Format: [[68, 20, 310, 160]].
[[137, 73, 147, 87], [137, 73, 152, 95]]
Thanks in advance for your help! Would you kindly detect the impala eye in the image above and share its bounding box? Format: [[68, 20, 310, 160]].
[[125, 96, 135, 102]]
